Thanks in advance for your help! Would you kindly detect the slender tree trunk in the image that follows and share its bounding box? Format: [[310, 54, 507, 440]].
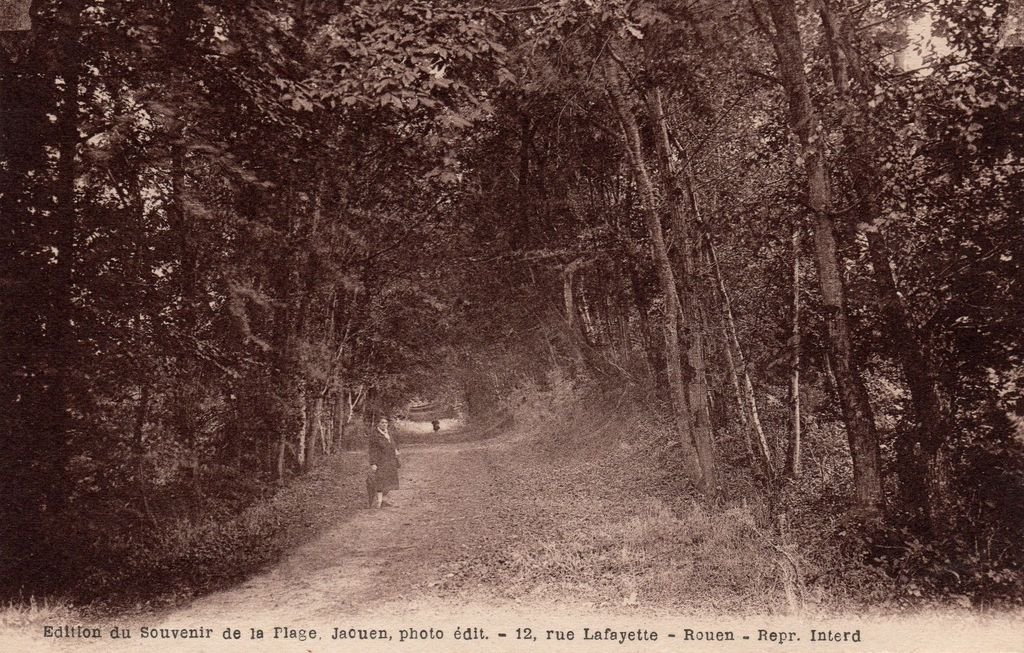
[[561, 258, 595, 371], [297, 386, 309, 471], [345, 385, 365, 449], [706, 234, 775, 476], [647, 85, 717, 488], [277, 435, 287, 483], [786, 223, 802, 478], [318, 393, 330, 456], [719, 311, 754, 457], [705, 238, 748, 431], [167, 3, 206, 477], [818, 0, 953, 527], [696, 293, 726, 429], [337, 391, 347, 448], [721, 324, 748, 428], [605, 59, 706, 489], [764, 0, 883, 511], [167, 139, 204, 489], [266, 178, 301, 475], [133, 382, 156, 525], [626, 255, 667, 391], [167, 1, 204, 481]]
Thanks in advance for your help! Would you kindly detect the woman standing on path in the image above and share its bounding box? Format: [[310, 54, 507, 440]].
[[367, 417, 400, 509]]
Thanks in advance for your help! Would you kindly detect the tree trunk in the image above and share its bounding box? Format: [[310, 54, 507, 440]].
[[626, 254, 668, 392], [337, 391, 347, 448], [133, 382, 156, 525], [818, 0, 953, 528], [764, 0, 883, 511], [318, 393, 331, 456], [868, 230, 952, 523], [277, 435, 287, 483], [786, 223, 802, 478], [717, 294, 748, 428], [703, 236, 748, 432], [166, 0, 204, 481], [706, 233, 774, 476], [719, 311, 755, 456], [562, 258, 596, 371], [605, 59, 706, 489], [646, 87, 717, 489], [344, 385, 365, 450], [297, 387, 309, 471], [168, 139, 205, 489]]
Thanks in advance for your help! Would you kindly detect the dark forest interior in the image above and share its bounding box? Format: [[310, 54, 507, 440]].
[[1, 0, 1022, 614]]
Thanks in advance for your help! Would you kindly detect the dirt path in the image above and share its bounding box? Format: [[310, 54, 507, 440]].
[[21, 415, 729, 653], [10, 419, 1022, 653], [27, 428, 532, 652], [165, 431, 523, 622]]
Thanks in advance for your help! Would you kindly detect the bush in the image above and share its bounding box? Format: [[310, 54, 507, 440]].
[[64, 455, 348, 608]]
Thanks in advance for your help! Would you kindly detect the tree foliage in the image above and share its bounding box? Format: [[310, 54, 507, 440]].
[[1, 0, 1020, 606]]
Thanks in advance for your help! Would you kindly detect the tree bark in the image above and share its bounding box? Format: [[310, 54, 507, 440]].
[[647, 86, 717, 489], [337, 392, 346, 448], [818, 0, 953, 525], [605, 59, 707, 489], [868, 230, 952, 523], [706, 233, 774, 476], [786, 223, 802, 478], [277, 435, 287, 483], [764, 0, 883, 511], [317, 393, 330, 456], [133, 382, 156, 525], [297, 386, 309, 471], [703, 239, 749, 432], [626, 254, 668, 392], [719, 302, 748, 428], [719, 309, 754, 456]]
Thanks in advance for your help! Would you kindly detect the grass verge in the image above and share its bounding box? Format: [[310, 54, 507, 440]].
[[44, 450, 366, 616]]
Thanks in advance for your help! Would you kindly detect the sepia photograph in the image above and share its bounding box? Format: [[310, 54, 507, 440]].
[[1, 0, 1022, 651]]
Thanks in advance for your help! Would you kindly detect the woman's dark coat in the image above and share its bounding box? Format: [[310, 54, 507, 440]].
[[368, 430, 400, 491]]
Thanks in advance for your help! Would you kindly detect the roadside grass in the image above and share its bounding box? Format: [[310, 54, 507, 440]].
[[435, 385, 876, 616], [60, 450, 366, 614], [435, 389, 815, 615], [449, 382, 1017, 616], [0, 596, 75, 647], [484, 498, 792, 614], [0, 596, 74, 630]]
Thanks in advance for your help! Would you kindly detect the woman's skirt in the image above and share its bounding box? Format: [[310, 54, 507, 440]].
[[367, 463, 400, 492]]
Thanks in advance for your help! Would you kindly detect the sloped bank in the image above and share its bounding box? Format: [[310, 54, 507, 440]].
[[428, 388, 808, 615]]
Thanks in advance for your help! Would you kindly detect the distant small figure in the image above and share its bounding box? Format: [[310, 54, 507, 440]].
[[431, 419, 440, 432], [367, 417, 400, 509]]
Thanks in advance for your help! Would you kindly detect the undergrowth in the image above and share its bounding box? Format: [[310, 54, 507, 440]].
[[464, 377, 1021, 614], [439, 378, 817, 614], [53, 452, 360, 613]]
